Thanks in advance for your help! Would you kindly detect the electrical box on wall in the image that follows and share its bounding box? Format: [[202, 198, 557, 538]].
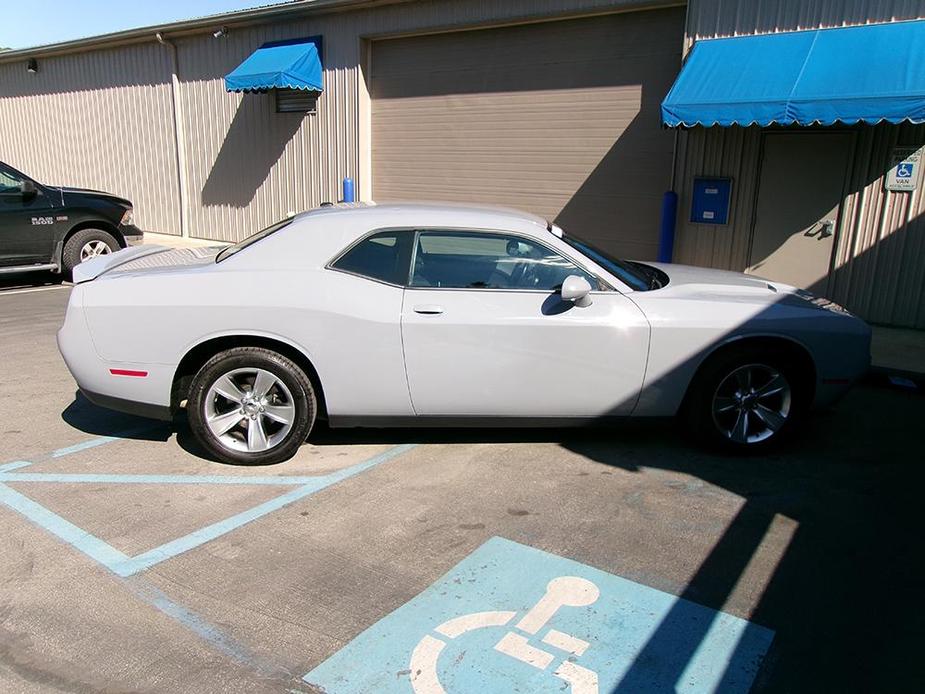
[[691, 177, 732, 225]]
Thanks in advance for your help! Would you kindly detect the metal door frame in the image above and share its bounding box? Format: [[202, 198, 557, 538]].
[[747, 128, 858, 297]]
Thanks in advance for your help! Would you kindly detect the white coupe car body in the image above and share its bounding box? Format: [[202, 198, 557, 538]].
[[58, 203, 870, 452]]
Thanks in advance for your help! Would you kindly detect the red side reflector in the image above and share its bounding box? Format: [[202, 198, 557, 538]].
[[110, 369, 148, 378]]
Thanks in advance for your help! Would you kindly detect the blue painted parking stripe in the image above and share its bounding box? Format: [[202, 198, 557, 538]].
[[0, 443, 417, 578], [0, 472, 334, 485], [0, 483, 130, 568], [51, 435, 122, 458], [0, 461, 32, 473], [50, 423, 164, 459], [111, 444, 417, 577], [112, 482, 328, 576], [127, 577, 287, 678]]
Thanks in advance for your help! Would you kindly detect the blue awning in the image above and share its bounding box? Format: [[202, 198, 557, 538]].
[[225, 36, 323, 93], [662, 20, 925, 127]]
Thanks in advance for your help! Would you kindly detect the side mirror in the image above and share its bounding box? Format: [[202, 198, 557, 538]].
[[560, 275, 593, 307], [20, 180, 37, 200]]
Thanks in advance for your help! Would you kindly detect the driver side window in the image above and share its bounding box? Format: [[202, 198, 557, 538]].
[[0, 169, 22, 195], [411, 231, 598, 290]]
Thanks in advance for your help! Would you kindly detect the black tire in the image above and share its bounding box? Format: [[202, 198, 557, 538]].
[[188, 347, 316, 465], [62, 228, 120, 276], [682, 345, 810, 454]]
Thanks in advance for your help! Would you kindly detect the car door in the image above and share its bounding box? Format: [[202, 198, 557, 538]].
[[0, 165, 58, 266], [325, 228, 417, 418], [400, 229, 649, 418]]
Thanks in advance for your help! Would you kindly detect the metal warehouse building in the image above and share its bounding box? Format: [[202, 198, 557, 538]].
[[1, 0, 924, 327]]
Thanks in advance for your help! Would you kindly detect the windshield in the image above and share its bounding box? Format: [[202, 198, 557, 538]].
[[216, 218, 293, 263], [560, 234, 652, 291]]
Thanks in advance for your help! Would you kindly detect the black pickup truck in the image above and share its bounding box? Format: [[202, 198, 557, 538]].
[[0, 160, 143, 278]]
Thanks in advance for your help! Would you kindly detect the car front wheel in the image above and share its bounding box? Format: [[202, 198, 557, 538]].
[[684, 346, 809, 453], [188, 347, 316, 465]]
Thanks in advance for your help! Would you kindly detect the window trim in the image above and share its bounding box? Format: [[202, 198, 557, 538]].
[[326, 226, 616, 292]]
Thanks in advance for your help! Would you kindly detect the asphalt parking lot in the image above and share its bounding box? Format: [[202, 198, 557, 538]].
[[1, 279, 922, 694]]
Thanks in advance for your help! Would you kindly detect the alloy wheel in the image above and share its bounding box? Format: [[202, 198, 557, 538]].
[[79, 240, 112, 261], [203, 367, 296, 453], [711, 364, 792, 445]]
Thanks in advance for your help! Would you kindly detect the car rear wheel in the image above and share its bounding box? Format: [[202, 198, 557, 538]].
[[188, 347, 316, 465], [62, 228, 120, 275], [684, 346, 809, 453]]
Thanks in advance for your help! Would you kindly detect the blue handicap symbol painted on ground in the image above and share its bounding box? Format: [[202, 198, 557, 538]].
[[897, 163, 914, 178], [304, 537, 774, 694]]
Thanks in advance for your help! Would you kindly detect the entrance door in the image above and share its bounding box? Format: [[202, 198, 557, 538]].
[[747, 133, 852, 294]]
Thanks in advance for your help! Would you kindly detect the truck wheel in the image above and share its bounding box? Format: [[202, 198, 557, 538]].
[[62, 229, 120, 276]]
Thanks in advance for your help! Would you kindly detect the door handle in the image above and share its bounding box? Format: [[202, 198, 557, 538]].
[[413, 304, 444, 315]]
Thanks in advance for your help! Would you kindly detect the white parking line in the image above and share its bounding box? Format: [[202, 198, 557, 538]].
[[0, 285, 70, 297]]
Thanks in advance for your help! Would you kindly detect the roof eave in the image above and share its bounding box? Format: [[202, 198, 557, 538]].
[[0, 0, 408, 63]]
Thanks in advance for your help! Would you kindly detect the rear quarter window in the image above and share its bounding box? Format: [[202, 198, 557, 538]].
[[331, 230, 414, 285]]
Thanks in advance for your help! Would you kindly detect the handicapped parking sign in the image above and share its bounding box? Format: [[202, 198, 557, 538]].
[[303, 537, 774, 693], [886, 147, 923, 191]]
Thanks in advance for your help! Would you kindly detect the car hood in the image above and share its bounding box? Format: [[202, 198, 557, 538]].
[[57, 185, 132, 208], [647, 262, 783, 291], [632, 262, 859, 319], [637, 261, 826, 305], [72, 245, 224, 283]]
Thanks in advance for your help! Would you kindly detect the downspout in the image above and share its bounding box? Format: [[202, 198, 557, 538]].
[[157, 32, 190, 238]]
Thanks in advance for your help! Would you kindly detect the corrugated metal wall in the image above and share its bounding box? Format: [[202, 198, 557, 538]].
[[674, 1, 925, 327], [0, 43, 182, 235], [685, 0, 925, 44], [674, 124, 925, 327], [175, 0, 677, 242], [1, 0, 674, 243]]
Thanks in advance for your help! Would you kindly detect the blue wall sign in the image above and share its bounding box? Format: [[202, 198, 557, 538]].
[[691, 177, 732, 225], [304, 536, 774, 694]]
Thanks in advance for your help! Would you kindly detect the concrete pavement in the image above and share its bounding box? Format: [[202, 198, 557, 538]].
[[0, 284, 921, 693]]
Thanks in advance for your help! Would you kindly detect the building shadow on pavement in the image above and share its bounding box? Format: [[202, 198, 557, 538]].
[[561, 381, 924, 692]]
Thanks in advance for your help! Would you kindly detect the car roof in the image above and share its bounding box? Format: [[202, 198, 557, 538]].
[[295, 201, 551, 236]]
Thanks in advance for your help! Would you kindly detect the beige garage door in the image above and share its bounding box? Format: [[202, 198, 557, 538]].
[[371, 8, 684, 259]]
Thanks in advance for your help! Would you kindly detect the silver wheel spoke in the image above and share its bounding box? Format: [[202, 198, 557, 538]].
[[204, 366, 296, 455], [714, 396, 738, 413], [247, 416, 269, 451], [207, 410, 243, 436], [753, 404, 786, 431], [213, 374, 245, 402], [252, 369, 276, 400], [731, 410, 749, 443], [756, 373, 787, 399], [263, 403, 294, 425]]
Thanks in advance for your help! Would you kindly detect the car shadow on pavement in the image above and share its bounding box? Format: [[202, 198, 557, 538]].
[[61, 392, 174, 442]]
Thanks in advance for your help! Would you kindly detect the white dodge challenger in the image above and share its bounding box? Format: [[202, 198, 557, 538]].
[[58, 203, 871, 464]]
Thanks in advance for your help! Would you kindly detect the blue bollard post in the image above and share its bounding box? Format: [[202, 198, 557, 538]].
[[342, 177, 355, 203], [658, 190, 678, 263]]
